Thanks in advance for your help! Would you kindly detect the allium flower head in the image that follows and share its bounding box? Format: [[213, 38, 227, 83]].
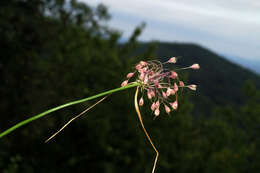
[[122, 58, 199, 116]]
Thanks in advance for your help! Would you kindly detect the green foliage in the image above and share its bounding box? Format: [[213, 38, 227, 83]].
[[1, 0, 260, 173]]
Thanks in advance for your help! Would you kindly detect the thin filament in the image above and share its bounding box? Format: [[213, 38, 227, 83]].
[[45, 96, 108, 143], [134, 86, 159, 173]]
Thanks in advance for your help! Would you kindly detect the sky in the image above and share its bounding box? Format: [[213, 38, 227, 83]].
[[82, 0, 260, 62]]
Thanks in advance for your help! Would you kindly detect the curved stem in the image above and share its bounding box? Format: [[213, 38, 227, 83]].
[[134, 86, 159, 173], [0, 82, 140, 139]]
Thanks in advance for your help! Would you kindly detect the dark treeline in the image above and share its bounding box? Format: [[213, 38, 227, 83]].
[[1, 0, 260, 173]]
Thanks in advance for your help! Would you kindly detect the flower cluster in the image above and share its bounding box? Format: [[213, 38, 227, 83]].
[[121, 57, 199, 116]]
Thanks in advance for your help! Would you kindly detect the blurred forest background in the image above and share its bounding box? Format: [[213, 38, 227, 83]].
[[1, 0, 260, 172]]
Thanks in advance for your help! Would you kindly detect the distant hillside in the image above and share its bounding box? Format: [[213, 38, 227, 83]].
[[137, 42, 260, 110], [224, 55, 260, 75]]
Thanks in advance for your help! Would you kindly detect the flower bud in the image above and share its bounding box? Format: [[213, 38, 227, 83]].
[[155, 108, 160, 116], [170, 71, 178, 79], [188, 84, 197, 91], [170, 89, 176, 95], [121, 80, 128, 87], [151, 102, 156, 111], [174, 83, 178, 92], [126, 72, 134, 79], [155, 100, 160, 108], [150, 90, 155, 97], [162, 91, 168, 99], [165, 105, 171, 114], [136, 64, 142, 71], [179, 81, 185, 87], [171, 101, 178, 110], [139, 97, 144, 106], [140, 61, 147, 66], [147, 90, 154, 99], [154, 80, 159, 88], [190, 64, 200, 70], [168, 57, 177, 63], [144, 76, 149, 84], [139, 72, 145, 80], [166, 87, 173, 96]]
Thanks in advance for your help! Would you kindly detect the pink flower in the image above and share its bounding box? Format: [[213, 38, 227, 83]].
[[147, 90, 155, 99], [190, 64, 200, 70], [144, 76, 149, 84], [170, 89, 176, 95], [154, 80, 159, 88], [174, 83, 178, 92], [188, 84, 197, 91], [139, 97, 144, 106], [121, 80, 128, 87], [139, 72, 145, 80], [136, 64, 142, 71], [127, 72, 134, 79], [179, 81, 185, 87], [170, 101, 178, 110], [170, 71, 178, 79], [162, 91, 168, 99], [154, 108, 160, 116], [155, 100, 160, 108], [165, 105, 171, 114], [140, 61, 147, 66], [147, 91, 152, 99], [168, 57, 177, 63], [166, 87, 173, 96], [121, 57, 199, 116], [150, 90, 155, 97], [151, 102, 156, 111]]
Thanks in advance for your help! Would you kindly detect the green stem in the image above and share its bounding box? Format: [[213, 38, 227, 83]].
[[0, 82, 140, 139]]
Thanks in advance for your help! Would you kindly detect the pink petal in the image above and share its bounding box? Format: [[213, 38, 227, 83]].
[[155, 100, 160, 108], [174, 83, 178, 92], [168, 57, 177, 63], [171, 101, 178, 110], [188, 84, 197, 91], [166, 87, 172, 96], [139, 97, 144, 106], [170, 71, 178, 79], [179, 81, 185, 87], [121, 80, 128, 87], [126, 72, 134, 79], [155, 108, 160, 116], [140, 61, 147, 66], [190, 64, 200, 70], [165, 105, 171, 114], [151, 102, 156, 111], [162, 91, 168, 99]]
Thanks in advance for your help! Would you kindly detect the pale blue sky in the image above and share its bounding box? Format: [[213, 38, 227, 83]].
[[82, 0, 260, 61]]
